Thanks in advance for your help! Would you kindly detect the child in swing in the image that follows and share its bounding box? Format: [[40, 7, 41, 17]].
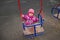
[[22, 8, 39, 25], [22, 8, 44, 35]]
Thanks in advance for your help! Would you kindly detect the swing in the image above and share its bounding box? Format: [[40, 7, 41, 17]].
[[51, 4, 60, 20], [18, 0, 44, 38]]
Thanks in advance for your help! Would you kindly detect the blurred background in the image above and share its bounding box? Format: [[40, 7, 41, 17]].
[[0, 0, 60, 40]]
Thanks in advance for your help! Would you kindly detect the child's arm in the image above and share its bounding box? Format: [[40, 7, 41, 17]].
[[22, 14, 26, 21], [33, 17, 39, 22], [22, 14, 29, 21]]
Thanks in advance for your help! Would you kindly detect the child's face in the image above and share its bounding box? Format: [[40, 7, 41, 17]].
[[29, 13, 33, 16]]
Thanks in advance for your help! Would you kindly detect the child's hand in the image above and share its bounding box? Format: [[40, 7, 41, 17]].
[[22, 14, 24, 17]]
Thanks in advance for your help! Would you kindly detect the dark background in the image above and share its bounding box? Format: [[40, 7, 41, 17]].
[[0, 0, 60, 40]]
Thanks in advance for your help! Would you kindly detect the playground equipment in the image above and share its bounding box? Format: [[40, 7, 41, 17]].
[[18, 0, 45, 38], [51, 4, 60, 20]]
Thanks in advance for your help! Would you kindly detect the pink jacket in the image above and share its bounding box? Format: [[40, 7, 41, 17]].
[[22, 14, 38, 25]]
